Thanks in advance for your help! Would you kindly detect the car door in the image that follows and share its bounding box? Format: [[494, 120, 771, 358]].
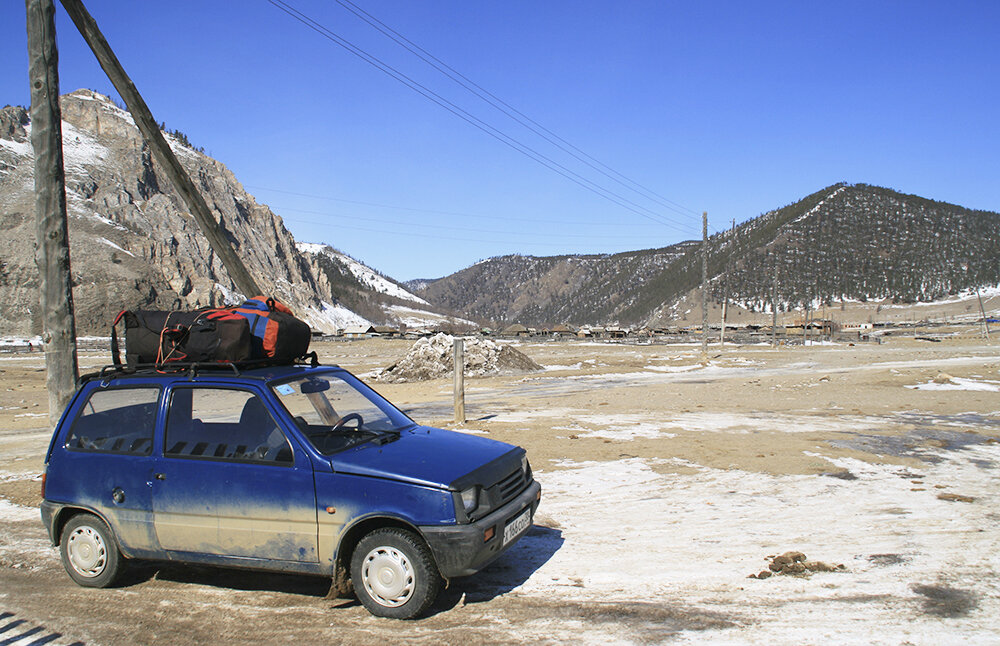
[[151, 384, 319, 563], [49, 385, 161, 554]]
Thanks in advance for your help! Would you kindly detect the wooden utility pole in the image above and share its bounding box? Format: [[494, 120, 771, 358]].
[[453, 338, 466, 423], [803, 300, 810, 345], [27, 0, 79, 427], [720, 218, 735, 346], [58, 0, 262, 298], [701, 211, 708, 357], [771, 260, 779, 347]]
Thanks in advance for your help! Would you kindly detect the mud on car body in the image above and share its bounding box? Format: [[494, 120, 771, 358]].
[[40, 363, 540, 619]]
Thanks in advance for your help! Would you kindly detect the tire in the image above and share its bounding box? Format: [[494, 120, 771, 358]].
[[350, 528, 440, 619], [59, 513, 126, 588]]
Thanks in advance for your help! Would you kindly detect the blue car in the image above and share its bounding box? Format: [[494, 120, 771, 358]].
[[40, 362, 540, 619]]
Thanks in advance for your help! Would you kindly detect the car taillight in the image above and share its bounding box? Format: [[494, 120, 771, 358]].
[[40, 472, 46, 499]]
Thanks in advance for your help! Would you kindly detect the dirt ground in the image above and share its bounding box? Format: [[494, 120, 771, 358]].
[[1, 327, 999, 644]]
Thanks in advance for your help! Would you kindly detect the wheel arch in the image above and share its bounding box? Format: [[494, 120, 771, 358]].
[[330, 515, 430, 597], [50, 505, 115, 547]]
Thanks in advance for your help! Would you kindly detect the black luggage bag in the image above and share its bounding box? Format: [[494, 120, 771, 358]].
[[111, 309, 252, 368]]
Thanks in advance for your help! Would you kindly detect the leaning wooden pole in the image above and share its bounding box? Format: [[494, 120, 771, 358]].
[[975, 287, 991, 342], [27, 0, 79, 427], [58, 0, 262, 298]]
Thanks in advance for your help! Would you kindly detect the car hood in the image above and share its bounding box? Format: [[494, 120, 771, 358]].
[[326, 425, 521, 489]]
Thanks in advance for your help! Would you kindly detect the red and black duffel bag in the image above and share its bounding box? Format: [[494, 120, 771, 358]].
[[228, 296, 311, 363], [111, 309, 252, 368]]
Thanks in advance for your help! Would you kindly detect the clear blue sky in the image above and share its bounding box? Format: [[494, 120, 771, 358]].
[[3, 1, 998, 281]]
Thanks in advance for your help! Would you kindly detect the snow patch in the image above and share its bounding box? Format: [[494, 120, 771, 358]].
[[214, 283, 245, 306], [0, 499, 38, 523], [386, 304, 475, 329], [556, 414, 673, 440], [791, 185, 847, 224], [907, 377, 1000, 392], [0, 336, 44, 348], [0, 137, 32, 157], [97, 237, 134, 257], [60, 121, 109, 173], [300, 301, 372, 333]]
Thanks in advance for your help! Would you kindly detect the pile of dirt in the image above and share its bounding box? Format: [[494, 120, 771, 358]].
[[374, 333, 543, 383], [748, 551, 846, 578]]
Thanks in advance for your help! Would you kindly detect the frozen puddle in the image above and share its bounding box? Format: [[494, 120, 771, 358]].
[[492, 445, 1000, 643]]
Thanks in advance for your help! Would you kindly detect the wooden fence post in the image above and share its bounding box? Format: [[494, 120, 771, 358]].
[[453, 338, 465, 423], [27, 0, 79, 427]]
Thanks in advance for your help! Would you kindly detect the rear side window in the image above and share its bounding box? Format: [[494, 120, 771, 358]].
[[65, 387, 160, 455], [164, 388, 293, 464]]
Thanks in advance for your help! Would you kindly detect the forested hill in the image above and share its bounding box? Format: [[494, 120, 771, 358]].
[[697, 183, 1000, 312], [411, 183, 1000, 327], [407, 243, 697, 327]]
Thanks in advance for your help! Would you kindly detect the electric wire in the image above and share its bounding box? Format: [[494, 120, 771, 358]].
[[333, 0, 701, 219], [247, 185, 671, 229], [266, 0, 702, 236], [280, 215, 664, 250], [274, 204, 674, 240]]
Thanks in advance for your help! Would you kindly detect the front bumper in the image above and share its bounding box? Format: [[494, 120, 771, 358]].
[[420, 480, 541, 578]]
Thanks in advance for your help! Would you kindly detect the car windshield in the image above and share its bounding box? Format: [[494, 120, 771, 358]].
[[270, 371, 414, 455]]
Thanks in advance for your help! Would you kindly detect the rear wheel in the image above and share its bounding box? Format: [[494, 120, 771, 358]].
[[350, 528, 440, 619], [59, 513, 126, 588]]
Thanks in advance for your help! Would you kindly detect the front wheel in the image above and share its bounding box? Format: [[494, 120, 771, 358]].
[[59, 513, 126, 588], [350, 528, 440, 619]]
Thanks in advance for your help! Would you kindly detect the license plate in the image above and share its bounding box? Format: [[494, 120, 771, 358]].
[[502, 508, 531, 546]]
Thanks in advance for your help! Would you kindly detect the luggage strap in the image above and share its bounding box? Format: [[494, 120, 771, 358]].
[[110, 310, 127, 369]]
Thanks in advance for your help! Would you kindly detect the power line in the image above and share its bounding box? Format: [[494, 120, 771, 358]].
[[273, 204, 678, 240], [333, 0, 701, 220], [247, 185, 674, 229], [281, 214, 671, 250], [266, 0, 701, 236]]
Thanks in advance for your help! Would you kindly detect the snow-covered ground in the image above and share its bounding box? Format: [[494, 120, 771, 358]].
[[386, 304, 476, 329], [498, 444, 1000, 643]]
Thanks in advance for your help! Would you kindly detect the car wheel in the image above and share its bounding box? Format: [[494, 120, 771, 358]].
[[59, 513, 126, 588], [350, 528, 440, 619]]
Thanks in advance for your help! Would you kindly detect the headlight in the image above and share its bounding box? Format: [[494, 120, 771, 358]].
[[521, 455, 529, 474], [460, 486, 479, 514]]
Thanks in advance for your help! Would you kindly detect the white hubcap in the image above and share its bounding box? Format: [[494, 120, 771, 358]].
[[361, 546, 414, 607], [67, 526, 107, 577]]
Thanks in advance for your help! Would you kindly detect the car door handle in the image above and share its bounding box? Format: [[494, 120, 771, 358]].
[[154, 473, 166, 480]]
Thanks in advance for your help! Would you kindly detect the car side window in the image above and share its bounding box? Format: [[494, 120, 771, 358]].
[[65, 387, 160, 455], [164, 388, 293, 464]]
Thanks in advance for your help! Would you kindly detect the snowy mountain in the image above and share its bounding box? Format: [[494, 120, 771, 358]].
[[295, 242, 474, 329]]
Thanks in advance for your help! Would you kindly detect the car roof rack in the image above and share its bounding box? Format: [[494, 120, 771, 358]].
[[79, 351, 323, 385]]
